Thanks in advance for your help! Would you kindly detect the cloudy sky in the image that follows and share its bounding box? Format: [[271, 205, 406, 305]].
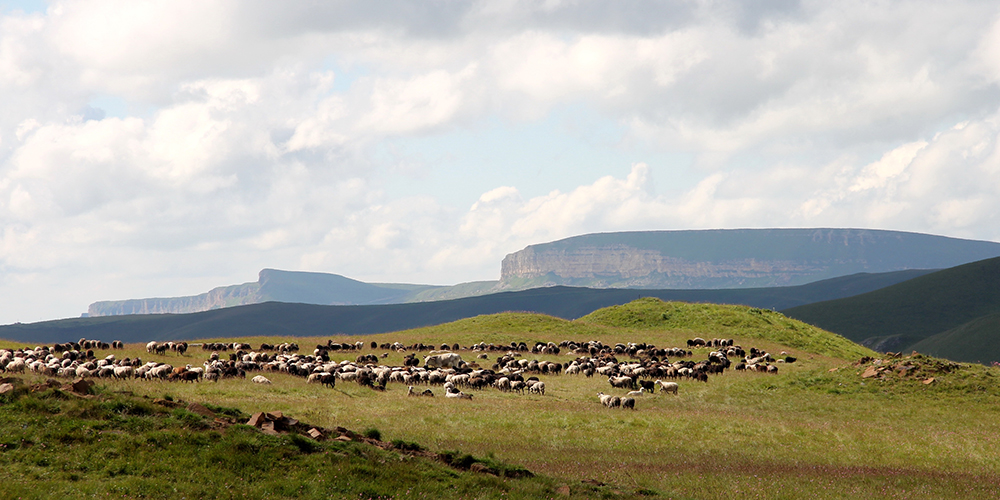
[[2, 0, 1000, 324]]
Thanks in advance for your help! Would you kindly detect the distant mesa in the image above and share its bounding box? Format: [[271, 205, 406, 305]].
[[87, 228, 1000, 318], [499, 228, 1000, 289], [86, 269, 455, 317]]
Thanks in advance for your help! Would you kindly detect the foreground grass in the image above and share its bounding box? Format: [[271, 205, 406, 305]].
[[0, 385, 638, 499], [3, 300, 999, 498]]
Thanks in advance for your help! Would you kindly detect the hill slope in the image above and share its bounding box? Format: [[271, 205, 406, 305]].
[[501, 228, 1000, 289], [908, 313, 1000, 364], [783, 256, 1000, 361], [6, 270, 930, 345], [575, 298, 873, 360]]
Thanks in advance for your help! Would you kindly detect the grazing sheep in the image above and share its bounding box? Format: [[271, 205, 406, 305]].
[[621, 397, 635, 410], [608, 396, 621, 409], [608, 376, 635, 390], [495, 377, 512, 392], [597, 392, 614, 407], [424, 353, 464, 369], [511, 380, 526, 394], [657, 380, 679, 395], [625, 388, 645, 397], [112, 366, 134, 379], [529, 381, 546, 395], [252, 375, 272, 384]]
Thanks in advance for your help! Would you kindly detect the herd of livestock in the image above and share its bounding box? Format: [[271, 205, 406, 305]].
[[0, 336, 793, 410]]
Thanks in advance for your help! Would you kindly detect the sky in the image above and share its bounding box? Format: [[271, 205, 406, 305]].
[[2, 0, 1000, 324]]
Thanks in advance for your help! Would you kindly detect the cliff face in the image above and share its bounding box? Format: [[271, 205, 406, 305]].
[[499, 229, 1000, 289], [86, 269, 445, 317], [88, 283, 261, 317]]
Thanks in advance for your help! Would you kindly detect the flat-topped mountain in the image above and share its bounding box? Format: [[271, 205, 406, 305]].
[[87, 269, 448, 317], [500, 228, 1000, 289]]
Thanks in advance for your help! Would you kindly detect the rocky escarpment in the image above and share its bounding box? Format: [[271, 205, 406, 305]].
[[88, 282, 260, 317], [500, 229, 1000, 289], [87, 269, 445, 317]]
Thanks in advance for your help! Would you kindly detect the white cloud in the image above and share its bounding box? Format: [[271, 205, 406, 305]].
[[2, 1, 1000, 323]]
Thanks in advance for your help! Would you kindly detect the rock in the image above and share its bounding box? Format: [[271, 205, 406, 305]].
[[469, 462, 498, 476], [153, 398, 182, 408], [861, 366, 879, 378], [247, 412, 266, 427], [71, 378, 94, 394], [186, 402, 215, 418], [923, 378, 935, 385], [0, 383, 14, 395], [555, 485, 571, 496], [308, 428, 324, 440]]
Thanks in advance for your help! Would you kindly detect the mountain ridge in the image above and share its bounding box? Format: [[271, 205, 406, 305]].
[[12, 269, 935, 344]]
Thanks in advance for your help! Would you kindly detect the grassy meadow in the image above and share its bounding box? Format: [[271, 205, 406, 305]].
[[3, 299, 1000, 499]]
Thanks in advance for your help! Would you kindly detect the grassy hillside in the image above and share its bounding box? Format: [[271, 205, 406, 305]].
[[783, 257, 1000, 359], [4, 300, 1000, 498], [579, 298, 873, 360], [0, 382, 628, 499], [909, 313, 1000, 364]]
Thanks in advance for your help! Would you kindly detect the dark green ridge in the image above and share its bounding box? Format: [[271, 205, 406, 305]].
[[908, 313, 1000, 364], [1, 269, 929, 345], [783, 256, 1000, 362]]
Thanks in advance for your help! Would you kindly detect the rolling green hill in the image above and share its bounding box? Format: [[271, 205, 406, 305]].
[[783, 256, 1000, 362]]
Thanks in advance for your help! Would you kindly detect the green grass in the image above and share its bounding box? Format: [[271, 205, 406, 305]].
[[2, 299, 998, 498], [579, 298, 874, 360], [0, 385, 632, 499]]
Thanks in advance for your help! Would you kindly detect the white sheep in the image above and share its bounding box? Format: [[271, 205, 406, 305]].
[[597, 392, 614, 407], [252, 375, 272, 384], [625, 388, 646, 397], [656, 380, 679, 395], [528, 381, 546, 395]]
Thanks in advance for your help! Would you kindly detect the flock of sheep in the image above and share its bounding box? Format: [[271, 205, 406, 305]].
[[0, 336, 790, 411]]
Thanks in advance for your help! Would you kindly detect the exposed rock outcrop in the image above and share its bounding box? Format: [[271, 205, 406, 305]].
[[500, 228, 1000, 289]]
